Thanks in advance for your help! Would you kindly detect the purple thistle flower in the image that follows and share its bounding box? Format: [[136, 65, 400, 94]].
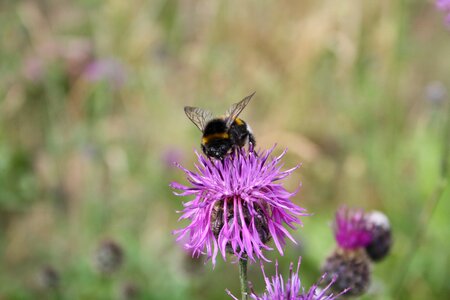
[[227, 258, 348, 300], [436, 0, 450, 27], [437, 0, 450, 10], [22, 56, 45, 82], [171, 147, 307, 265], [162, 147, 184, 170], [334, 206, 372, 250], [83, 58, 126, 88]]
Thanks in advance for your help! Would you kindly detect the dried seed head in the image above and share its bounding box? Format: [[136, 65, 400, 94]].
[[322, 248, 372, 297], [36, 265, 60, 290], [119, 282, 140, 300], [365, 211, 392, 262], [93, 240, 124, 274]]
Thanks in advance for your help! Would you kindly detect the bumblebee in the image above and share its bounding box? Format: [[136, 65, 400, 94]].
[[184, 92, 256, 159], [210, 200, 271, 253]]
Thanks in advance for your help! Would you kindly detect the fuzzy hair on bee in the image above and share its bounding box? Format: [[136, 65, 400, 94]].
[[210, 200, 271, 254], [184, 92, 256, 159]]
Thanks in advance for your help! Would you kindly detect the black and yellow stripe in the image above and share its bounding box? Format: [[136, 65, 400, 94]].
[[234, 118, 244, 126], [202, 132, 230, 145]]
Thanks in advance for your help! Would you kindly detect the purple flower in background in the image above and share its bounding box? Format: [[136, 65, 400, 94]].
[[227, 258, 348, 300], [436, 0, 450, 26], [93, 239, 124, 274], [425, 81, 447, 105], [84, 58, 126, 88], [437, 0, 450, 10], [171, 147, 307, 265], [22, 56, 45, 82], [321, 206, 380, 297], [334, 206, 372, 250], [61, 39, 94, 80], [162, 148, 184, 170]]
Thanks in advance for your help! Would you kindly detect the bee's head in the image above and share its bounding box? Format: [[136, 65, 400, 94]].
[[202, 140, 232, 159]]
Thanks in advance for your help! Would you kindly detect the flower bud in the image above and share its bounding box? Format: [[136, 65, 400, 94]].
[[365, 211, 392, 262], [93, 240, 124, 274], [36, 265, 60, 290], [322, 248, 371, 297]]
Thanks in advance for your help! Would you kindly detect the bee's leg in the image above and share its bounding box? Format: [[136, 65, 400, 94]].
[[248, 133, 256, 153], [247, 132, 256, 146], [201, 144, 207, 155]]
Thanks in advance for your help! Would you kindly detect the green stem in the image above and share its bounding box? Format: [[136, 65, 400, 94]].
[[239, 257, 248, 300], [395, 94, 450, 296]]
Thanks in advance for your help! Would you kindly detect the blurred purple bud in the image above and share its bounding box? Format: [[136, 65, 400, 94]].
[[22, 56, 45, 82], [162, 148, 183, 169], [436, 0, 450, 27], [436, 0, 450, 10], [84, 58, 127, 89], [62, 39, 94, 80], [425, 81, 447, 105]]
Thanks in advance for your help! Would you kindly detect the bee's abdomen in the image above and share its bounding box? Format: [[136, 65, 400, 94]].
[[229, 118, 251, 147], [233, 118, 245, 126], [203, 119, 227, 135], [202, 132, 230, 145], [202, 119, 231, 145]]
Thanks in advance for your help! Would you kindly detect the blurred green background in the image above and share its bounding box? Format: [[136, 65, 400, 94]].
[[1, 0, 449, 299]]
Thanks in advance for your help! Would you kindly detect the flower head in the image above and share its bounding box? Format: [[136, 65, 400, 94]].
[[364, 211, 392, 262], [436, 0, 450, 27], [437, 0, 450, 10], [227, 258, 348, 300], [171, 147, 307, 265], [162, 147, 184, 170], [22, 56, 45, 82], [322, 248, 370, 297], [118, 282, 140, 300], [93, 239, 124, 274], [334, 206, 372, 250], [36, 265, 60, 290], [84, 58, 126, 88], [425, 81, 447, 105]]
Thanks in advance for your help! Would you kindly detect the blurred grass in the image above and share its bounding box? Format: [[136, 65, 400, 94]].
[[0, 0, 449, 299]]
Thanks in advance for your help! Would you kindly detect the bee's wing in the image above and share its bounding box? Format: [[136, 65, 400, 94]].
[[225, 92, 255, 128], [184, 106, 213, 131]]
